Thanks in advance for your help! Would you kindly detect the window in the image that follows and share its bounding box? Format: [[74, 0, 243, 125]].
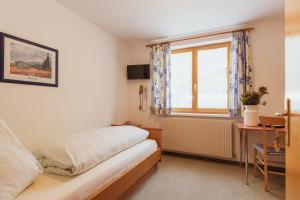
[[171, 42, 231, 114]]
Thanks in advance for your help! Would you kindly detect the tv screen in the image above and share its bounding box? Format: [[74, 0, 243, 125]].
[[127, 64, 150, 80]]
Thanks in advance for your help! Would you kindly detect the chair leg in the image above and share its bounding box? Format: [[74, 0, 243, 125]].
[[253, 148, 257, 177], [263, 153, 269, 191]]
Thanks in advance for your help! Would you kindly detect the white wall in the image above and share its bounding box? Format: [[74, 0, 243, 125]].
[[126, 41, 160, 128], [125, 15, 285, 162], [0, 0, 128, 151], [251, 15, 285, 115]]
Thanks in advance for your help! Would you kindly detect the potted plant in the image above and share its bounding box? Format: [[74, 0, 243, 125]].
[[241, 86, 268, 126]]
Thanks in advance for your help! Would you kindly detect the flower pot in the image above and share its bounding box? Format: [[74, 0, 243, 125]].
[[244, 105, 259, 126]]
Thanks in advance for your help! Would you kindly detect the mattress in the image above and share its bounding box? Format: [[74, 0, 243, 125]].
[[16, 139, 158, 200]]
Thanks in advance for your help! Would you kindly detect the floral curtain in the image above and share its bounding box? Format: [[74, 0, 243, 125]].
[[150, 43, 172, 115], [229, 31, 253, 117]]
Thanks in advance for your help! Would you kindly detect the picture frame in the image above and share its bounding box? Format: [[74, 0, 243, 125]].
[[0, 32, 58, 87]]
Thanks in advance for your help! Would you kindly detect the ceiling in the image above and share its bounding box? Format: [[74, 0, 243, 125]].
[[56, 0, 284, 41]]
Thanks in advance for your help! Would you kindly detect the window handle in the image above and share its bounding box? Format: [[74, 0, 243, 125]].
[[194, 83, 197, 93]]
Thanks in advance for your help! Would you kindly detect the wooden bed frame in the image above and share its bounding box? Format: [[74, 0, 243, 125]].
[[88, 127, 162, 200]]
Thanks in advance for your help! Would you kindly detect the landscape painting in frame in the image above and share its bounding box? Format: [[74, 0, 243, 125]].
[[0, 33, 58, 87]]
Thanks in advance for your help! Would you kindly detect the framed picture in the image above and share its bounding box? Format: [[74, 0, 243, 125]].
[[0, 33, 58, 87]]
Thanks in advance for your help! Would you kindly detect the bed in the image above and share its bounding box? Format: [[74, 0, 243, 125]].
[[16, 127, 162, 200]]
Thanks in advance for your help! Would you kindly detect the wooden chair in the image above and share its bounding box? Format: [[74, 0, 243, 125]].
[[253, 116, 286, 191]]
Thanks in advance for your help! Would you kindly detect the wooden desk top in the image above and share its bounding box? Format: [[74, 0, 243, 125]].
[[234, 120, 286, 133], [111, 121, 142, 127], [111, 121, 162, 131]]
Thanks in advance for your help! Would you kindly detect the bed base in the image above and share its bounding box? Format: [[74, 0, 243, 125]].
[[88, 148, 160, 200], [88, 127, 162, 200]]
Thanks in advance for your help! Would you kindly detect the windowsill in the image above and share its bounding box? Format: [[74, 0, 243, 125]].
[[169, 112, 231, 119]]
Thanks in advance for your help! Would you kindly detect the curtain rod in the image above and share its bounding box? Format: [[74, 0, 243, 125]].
[[146, 27, 254, 48]]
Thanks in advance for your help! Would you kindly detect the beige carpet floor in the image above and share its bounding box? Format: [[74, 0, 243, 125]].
[[128, 155, 285, 200]]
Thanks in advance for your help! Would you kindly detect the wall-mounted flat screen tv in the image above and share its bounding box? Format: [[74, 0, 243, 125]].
[[127, 64, 150, 80]]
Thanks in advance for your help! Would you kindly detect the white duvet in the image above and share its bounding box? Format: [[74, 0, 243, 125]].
[[35, 126, 149, 176]]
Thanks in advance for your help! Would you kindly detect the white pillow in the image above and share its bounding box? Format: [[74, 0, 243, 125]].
[[36, 126, 149, 176], [0, 119, 42, 200]]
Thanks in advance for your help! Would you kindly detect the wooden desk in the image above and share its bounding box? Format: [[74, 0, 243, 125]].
[[111, 121, 142, 127], [235, 120, 286, 185]]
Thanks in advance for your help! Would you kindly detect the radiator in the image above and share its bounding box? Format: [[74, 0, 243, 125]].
[[162, 118, 233, 159]]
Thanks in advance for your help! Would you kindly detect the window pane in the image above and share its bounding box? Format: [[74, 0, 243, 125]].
[[197, 47, 228, 109], [171, 51, 193, 108]]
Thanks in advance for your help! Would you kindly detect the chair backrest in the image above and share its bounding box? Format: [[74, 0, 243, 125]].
[[259, 116, 285, 127], [259, 116, 286, 152]]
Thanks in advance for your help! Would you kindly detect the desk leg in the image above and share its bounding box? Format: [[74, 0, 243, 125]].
[[244, 130, 249, 185], [240, 130, 243, 167]]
